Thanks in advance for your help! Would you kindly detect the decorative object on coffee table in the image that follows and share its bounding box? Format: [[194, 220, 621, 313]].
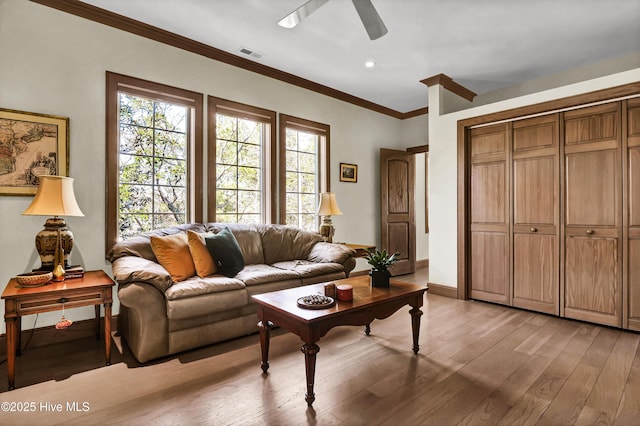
[[364, 249, 399, 287], [22, 176, 84, 273], [316, 192, 342, 243]]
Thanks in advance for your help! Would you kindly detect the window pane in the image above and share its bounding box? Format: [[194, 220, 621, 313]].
[[238, 213, 261, 224], [119, 213, 152, 238], [155, 102, 187, 132], [301, 194, 317, 214], [120, 94, 153, 127], [286, 193, 299, 213], [238, 143, 260, 168], [238, 190, 260, 214], [154, 158, 187, 187], [119, 184, 152, 213], [300, 173, 316, 193], [155, 130, 186, 159], [216, 214, 237, 223], [119, 154, 153, 185], [216, 189, 238, 213], [120, 125, 153, 156], [301, 214, 316, 232], [238, 119, 261, 144], [238, 166, 259, 190], [286, 151, 298, 172], [299, 153, 316, 174], [298, 133, 317, 153], [216, 164, 237, 189], [286, 129, 297, 151], [154, 186, 186, 214], [154, 213, 184, 229], [216, 140, 237, 165], [286, 214, 299, 227], [286, 171, 299, 192], [216, 114, 237, 140]]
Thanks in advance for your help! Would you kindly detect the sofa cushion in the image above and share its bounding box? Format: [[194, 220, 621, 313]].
[[271, 260, 345, 277], [235, 264, 301, 286], [205, 227, 245, 277], [150, 233, 196, 283], [187, 230, 217, 278], [111, 256, 172, 292], [259, 225, 323, 264], [165, 276, 247, 320], [165, 275, 246, 300]]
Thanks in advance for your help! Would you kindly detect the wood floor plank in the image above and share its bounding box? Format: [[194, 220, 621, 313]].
[[614, 340, 640, 425]]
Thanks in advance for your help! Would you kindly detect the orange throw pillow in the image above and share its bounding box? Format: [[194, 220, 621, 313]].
[[150, 233, 196, 283], [187, 230, 218, 278]]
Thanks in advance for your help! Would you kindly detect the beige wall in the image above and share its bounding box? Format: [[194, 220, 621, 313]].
[[0, 0, 430, 332]]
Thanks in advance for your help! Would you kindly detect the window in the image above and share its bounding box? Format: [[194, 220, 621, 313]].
[[106, 72, 203, 253], [279, 114, 330, 232], [208, 97, 276, 224]]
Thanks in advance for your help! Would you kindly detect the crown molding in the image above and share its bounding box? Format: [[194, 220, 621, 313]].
[[420, 73, 477, 102], [31, 0, 428, 120]]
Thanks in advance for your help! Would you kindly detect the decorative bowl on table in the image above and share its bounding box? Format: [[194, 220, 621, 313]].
[[297, 294, 335, 309], [15, 271, 53, 287]]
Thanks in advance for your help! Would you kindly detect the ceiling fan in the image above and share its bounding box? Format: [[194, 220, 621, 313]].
[[278, 0, 388, 40]]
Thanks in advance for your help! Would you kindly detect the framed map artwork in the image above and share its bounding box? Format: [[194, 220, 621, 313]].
[[0, 108, 69, 196]]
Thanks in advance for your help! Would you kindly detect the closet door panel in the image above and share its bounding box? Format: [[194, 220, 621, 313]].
[[628, 239, 640, 330], [565, 236, 620, 326], [471, 232, 509, 304], [514, 156, 556, 225], [626, 98, 640, 330], [471, 162, 506, 224], [513, 233, 558, 314]]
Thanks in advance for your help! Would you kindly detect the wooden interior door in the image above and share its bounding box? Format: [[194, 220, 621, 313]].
[[626, 97, 640, 331], [564, 102, 622, 327], [469, 124, 511, 305], [380, 148, 415, 275], [512, 115, 560, 315]]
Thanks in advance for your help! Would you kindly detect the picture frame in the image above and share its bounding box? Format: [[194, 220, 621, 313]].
[[340, 162, 358, 183], [0, 108, 69, 196]]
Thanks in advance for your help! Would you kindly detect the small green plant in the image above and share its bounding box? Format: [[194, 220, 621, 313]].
[[364, 249, 399, 271]]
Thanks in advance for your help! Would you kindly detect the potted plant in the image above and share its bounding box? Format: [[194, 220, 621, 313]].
[[364, 249, 399, 288]]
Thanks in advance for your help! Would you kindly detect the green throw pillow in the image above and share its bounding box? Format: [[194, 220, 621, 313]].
[[205, 227, 244, 277]]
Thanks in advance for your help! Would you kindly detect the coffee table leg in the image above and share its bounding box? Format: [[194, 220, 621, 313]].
[[410, 306, 423, 354], [258, 320, 272, 373], [301, 343, 320, 406], [365, 323, 371, 336]]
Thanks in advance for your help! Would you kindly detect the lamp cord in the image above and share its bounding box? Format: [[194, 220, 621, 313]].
[[0, 313, 38, 366]]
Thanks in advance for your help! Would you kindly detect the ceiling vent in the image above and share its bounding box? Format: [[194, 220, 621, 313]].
[[238, 46, 263, 59]]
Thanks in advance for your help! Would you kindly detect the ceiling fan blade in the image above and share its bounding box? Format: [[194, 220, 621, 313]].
[[352, 0, 388, 40], [278, 0, 331, 28]]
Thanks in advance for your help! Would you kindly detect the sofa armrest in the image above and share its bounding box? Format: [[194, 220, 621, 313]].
[[111, 256, 172, 293], [118, 282, 169, 363], [307, 242, 356, 264]]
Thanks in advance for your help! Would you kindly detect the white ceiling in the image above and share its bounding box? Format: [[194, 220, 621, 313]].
[[78, 0, 640, 113]]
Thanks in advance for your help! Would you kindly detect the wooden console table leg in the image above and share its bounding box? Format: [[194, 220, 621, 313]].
[[95, 305, 101, 340], [409, 306, 423, 354], [6, 317, 16, 390], [104, 302, 112, 365], [301, 343, 320, 407], [258, 320, 273, 373]]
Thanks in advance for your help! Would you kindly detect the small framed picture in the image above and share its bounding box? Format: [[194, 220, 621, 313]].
[[340, 163, 358, 183]]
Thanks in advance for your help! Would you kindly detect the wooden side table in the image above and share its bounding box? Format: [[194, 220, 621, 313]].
[[2, 270, 115, 390]]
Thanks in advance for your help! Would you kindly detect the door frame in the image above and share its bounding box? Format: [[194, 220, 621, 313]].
[[457, 83, 640, 300]]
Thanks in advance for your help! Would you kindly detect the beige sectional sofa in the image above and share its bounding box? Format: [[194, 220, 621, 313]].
[[108, 223, 356, 363]]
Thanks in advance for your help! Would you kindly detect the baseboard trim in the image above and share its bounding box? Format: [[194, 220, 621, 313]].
[[0, 316, 118, 357], [416, 259, 429, 269], [427, 282, 458, 299]]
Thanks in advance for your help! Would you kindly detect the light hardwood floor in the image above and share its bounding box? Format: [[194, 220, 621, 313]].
[[1, 268, 639, 425]]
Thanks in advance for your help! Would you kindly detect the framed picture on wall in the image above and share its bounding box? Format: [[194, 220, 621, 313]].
[[0, 108, 69, 196], [340, 162, 358, 183]]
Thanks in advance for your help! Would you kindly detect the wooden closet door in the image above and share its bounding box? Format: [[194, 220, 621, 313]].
[[469, 124, 510, 305], [512, 115, 560, 315], [564, 102, 622, 327], [626, 97, 640, 330]]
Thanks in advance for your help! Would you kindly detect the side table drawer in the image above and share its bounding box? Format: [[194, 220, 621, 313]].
[[16, 290, 105, 315]]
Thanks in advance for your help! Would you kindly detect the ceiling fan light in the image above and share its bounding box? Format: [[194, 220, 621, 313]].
[[278, 16, 299, 28], [365, 60, 376, 68]]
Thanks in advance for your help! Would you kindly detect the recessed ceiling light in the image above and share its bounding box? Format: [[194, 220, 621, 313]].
[[365, 60, 376, 68]]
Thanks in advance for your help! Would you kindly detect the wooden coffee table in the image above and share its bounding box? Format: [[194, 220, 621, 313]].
[[252, 275, 426, 406]]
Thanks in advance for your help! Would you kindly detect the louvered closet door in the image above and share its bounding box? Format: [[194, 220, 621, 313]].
[[469, 124, 510, 305], [626, 97, 640, 331], [564, 102, 622, 327], [512, 115, 560, 315]]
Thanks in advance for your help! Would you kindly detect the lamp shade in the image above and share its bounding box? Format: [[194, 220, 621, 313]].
[[23, 176, 84, 217], [316, 192, 342, 216]]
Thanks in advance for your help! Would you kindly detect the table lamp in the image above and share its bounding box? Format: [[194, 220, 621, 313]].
[[316, 192, 342, 243], [22, 176, 84, 277]]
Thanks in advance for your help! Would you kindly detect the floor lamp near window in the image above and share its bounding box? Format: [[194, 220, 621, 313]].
[[22, 176, 84, 280], [316, 192, 342, 243]]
